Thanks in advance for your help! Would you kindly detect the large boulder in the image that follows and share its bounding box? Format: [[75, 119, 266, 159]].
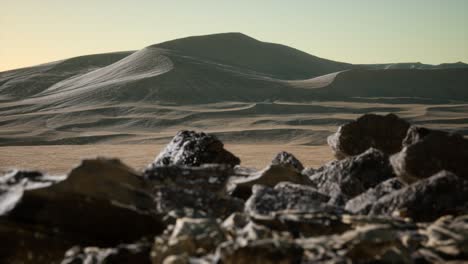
[[368, 171, 468, 222], [149, 130, 240, 167], [327, 113, 410, 159], [345, 178, 403, 214], [308, 148, 395, 206], [391, 126, 468, 183]]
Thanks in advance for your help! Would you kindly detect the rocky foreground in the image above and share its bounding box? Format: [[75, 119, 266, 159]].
[[1, 114, 468, 263]]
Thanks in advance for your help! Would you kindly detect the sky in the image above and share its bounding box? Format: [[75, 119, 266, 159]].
[[1, 0, 467, 71]]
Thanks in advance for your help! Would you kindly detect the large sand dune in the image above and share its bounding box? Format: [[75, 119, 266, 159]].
[[0, 32, 467, 147]]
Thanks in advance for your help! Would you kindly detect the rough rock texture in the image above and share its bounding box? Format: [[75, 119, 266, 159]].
[[216, 239, 303, 264], [151, 217, 225, 263], [368, 171, 468, 222], [298, 224, 413, 263], [345, 178, 403, 214], [271, 151, 304, 172], [244, 184, 350, 237], [3, 115, 468, 263], [308, 148, 395, 205], [145, 164, 244, 219], [149, 130, 240, 167], [0, 159, 163, 263], [154, 186, 244, 219], [424, 214, 468, 258], [391, 126, 468, 183], [327, 113, 410, 159]]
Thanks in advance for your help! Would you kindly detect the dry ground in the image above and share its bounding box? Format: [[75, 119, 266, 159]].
[[0, 144, 332, 174]]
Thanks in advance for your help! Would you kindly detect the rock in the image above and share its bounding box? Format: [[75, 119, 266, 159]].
[[424, 214, 468, 257], [2, 158, 163, 246], [368, 171, 468, 222], [391, 126, 468, 183], [149, 130, 240, 167], [245, 184, 349, 236], [61, 241, 151, 264], [345, 178, 403, 214], [308, 148, 395, 206], [271, 151, 304, 172], [245, 183, 333, 219], [154, 186, 244, 219], [151, 218, 225, 264], [228, 164, 313, 200], [215, 239, 303, 264], [0, 170, 64, 215], [144, 164, 233, 194], [327, 113, 410, 159], [298, 224, 413, 263]]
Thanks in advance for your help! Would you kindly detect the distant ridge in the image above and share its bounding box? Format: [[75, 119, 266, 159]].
[[154, 32, 353, 79], [1, 32, 468, 146]]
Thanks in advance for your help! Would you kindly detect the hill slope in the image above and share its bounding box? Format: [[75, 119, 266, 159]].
[[0, 33, 467, 146]]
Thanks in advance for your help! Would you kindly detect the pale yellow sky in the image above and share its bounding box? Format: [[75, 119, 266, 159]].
[[1, 0, 467, 71]]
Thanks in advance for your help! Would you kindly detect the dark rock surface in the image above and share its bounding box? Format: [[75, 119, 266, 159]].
[[149, 130, 240, 167], [308, 148, 395, 205], [368, 171, 468, 222], [271, 151, 304, 172], [327, 113, 410, 159], [345, 178, 403, 214], [392, 126, 468, 183], [2, 115, 468, 263]]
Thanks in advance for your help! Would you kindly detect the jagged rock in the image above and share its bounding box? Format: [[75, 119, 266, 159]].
[[271, 151, 304, 172], [151, 218, 225, 264], [245, 184, 349, 236], [2, 159, 163, 246], [424, 214, 468, 258], [149, 130, 240, 167], [327, 113, 410, 159], [308, 148, 395, 206], [345, 178, 403, 214], [368, 171, 468, 222], [228, 164, 313, 199], [391, 126, 468, 183], [61, 241, 151, 264], [215, 239, 303, 264]]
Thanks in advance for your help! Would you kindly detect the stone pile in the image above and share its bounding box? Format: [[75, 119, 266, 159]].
[[1, 114, 468, 263]]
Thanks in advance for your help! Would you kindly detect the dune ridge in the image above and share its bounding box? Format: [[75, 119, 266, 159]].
[[0, 33, 467, 146]]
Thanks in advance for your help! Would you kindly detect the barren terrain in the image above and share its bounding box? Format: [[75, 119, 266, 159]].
[[0, 144, 332, 174]]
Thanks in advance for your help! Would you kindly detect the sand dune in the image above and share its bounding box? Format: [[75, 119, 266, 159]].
[[0, 33, 467, 147]]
